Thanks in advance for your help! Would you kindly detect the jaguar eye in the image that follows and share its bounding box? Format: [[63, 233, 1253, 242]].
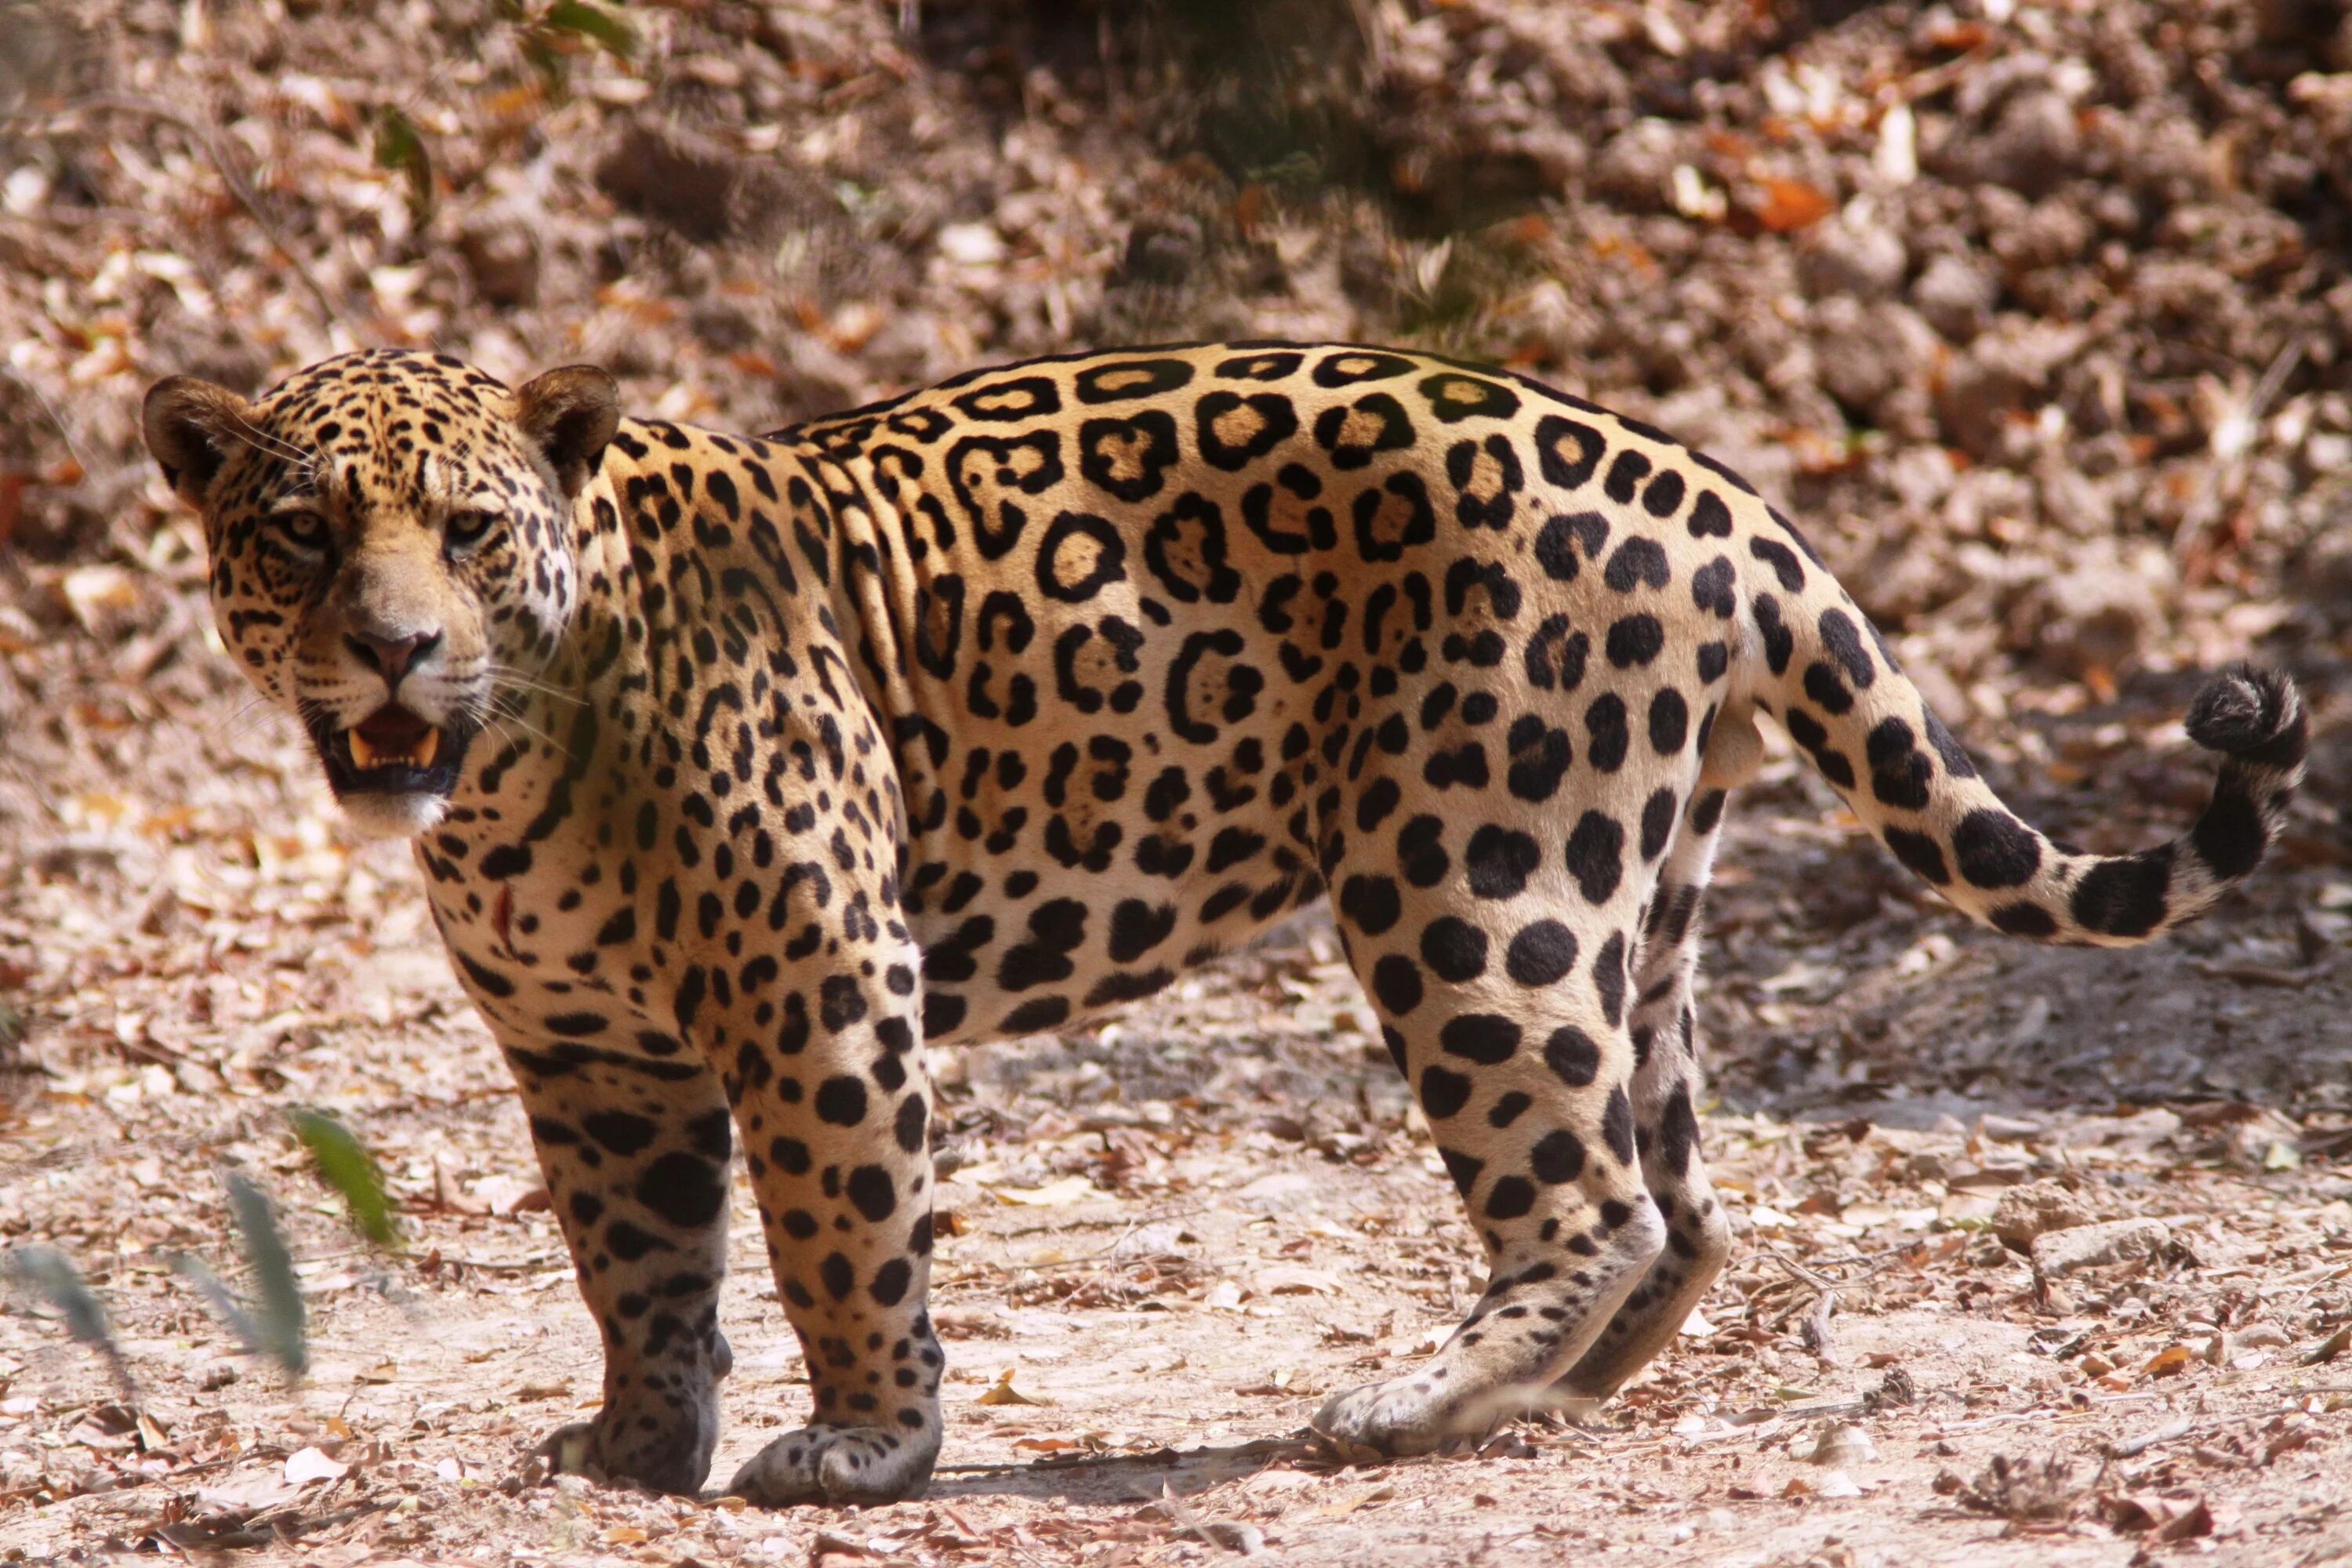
[[446, 510, 500, 552], [271, 510, 328, 550]]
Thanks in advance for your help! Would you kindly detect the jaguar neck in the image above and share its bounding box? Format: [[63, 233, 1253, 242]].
[[423, 453, 646, 869]]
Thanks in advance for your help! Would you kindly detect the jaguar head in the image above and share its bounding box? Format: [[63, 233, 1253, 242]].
[[143, 349, 619, 838]]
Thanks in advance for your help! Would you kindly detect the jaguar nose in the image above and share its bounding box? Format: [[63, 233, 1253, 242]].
[[347, 629, 444, 689]]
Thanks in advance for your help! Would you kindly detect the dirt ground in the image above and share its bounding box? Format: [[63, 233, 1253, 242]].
[[4, 1, 2352, 1564]]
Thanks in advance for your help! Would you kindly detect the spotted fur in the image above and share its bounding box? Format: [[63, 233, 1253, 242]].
[[143, 342, 2306, 1504]]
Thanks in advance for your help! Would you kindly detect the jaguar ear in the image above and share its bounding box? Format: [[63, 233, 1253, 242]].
[[514, 365, 620, 498], [143, 376, 256, 509]]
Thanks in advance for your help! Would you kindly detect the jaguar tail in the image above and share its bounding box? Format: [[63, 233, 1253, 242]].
[[1749, 568, 2305, 947]]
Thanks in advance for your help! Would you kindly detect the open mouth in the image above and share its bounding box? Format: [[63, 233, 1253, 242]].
[[350, 706, 440, 771], [325, 704, 468, 794]]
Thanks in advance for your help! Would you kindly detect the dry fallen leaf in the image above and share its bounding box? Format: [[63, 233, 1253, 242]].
[[989, 1175, 1101, 1207], [283, 1446, 348, 1486], [1751, 176, 1835, 232], [1249, 1265, 1342, 1297], [976, 1367, 1048, 1406], [2105, 1490, 2215, 1541]]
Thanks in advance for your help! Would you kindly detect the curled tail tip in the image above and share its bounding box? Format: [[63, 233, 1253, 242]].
[[2184, 665, 2307, 768]]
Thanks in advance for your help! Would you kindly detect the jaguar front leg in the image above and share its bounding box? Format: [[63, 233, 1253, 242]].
[[501, 1032, 735, 1495], [713, 933, 945, 1506]]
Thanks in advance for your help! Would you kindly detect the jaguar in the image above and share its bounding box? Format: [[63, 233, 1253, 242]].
[[142, 340, 2306, 1504]]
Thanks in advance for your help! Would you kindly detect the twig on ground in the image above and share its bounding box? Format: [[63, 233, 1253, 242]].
[[1761, 1248, 1842, 1367], [45, 92, 347, 332], [2109, 1417, 2196, 1459]]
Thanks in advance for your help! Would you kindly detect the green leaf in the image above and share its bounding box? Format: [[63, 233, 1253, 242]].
[[169, 1251, 263, 1355], [287, 1107, 398, 1250], [371, 106, 434, 220], [543, 0, 636, 59], [5, 1245, 114, 1352], [7, 1244, 134, 1395], [520, 32, 572, 92], [224, 1172, 307, 1378]]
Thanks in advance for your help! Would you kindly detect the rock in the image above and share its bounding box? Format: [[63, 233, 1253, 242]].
[[1590, 119, 1682, 209], [457, 213, 539, 308], [1992, 1180, 2095, 1250], [2004, 538, 2166, 678], [1987, 198, 2095, 273], [1116, 213, 1203, 287], [1886, 444, 1958, 511], [594, 122, 828, 248], [1800, 1423, 1880, 1465], [1975, 89, 2082, 195], [1813, 299, 1938, 427], [2039, 468, 2117, 535], [2031, 1217, 2172, 1277], [596, 122, 743, 245], [1817, 1470, 1864, 1498], [1934, 319, 2083, 458], [1799, 211, 1908, 300], [1913, 252, 1996, 342], [938, 220, 1007, 267]]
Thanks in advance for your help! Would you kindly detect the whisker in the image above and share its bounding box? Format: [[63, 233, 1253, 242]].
[[222, 412, 314, 469], [480, 662, 587, 707], [483, 705, 568, 757]]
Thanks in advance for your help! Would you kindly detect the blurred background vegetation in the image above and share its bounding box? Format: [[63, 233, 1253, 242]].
[[1, 0, 2350, 782]]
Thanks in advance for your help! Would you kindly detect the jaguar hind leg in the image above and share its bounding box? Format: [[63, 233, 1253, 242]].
[[1556, 787, 1735, 1400], [1311, 807, 1667, 1456]]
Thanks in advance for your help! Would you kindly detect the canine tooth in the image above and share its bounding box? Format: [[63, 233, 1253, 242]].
[[349, 730, 379, 768], [415, 728, 441, 768]]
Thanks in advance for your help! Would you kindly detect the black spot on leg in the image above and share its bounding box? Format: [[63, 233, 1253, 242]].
[[1601, 1087, 1635, 1165], [845, 1166, 898, 1221], [583, 1111, 658, 1156], [871, 1258, 913, 1306], [1544, 1026, 1600, 1087], [637, 1152, 726, 1229], [1340, 874, 1403, 935], [1373, 955, 1425, 1014], [1817, 608, 1875, 688], [1485, 1177, 1536, 1221], [1657, 1084, 1698, 1177], [1748, 536, 1805, 591], [1420, 917, 1488, 982], [1439, 1014, 1521, 1065], [816, 1076, 870, 1126], [1421, 1065, 1472, 1119], [1530, 1129, 1585, 1183], [1591, 931, 1627, 1025], [895, 1095, 928, 1153], [1464, 826, 1540, 898], [1504, 920, 1577, 985]]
